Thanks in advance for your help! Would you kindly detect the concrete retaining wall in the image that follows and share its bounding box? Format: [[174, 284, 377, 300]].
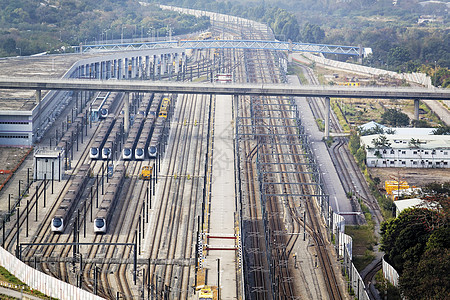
[[0, 246, 104, 300]]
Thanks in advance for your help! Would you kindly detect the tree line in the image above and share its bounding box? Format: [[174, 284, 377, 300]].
[[1, 0, 448, 86], [381, 182, 449, 299], [0, 0, 210, 57], [156, 0, 449, 87]]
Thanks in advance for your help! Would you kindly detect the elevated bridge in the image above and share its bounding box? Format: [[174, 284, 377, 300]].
[[1, 77, 448, 137], [0, 78, 447, 100], [76, 40, 366, 57]]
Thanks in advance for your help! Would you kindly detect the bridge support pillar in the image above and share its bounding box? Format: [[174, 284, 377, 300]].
[[325, 96, 330, 138], [35, 89, 41, 104], [124, 92, 130, 133], [35, 89, 42, 142], [414, 99, 420, 124]]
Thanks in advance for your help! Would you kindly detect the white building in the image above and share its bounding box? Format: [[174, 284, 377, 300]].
[[361, 134, 450, 168], [393, 198, 439, 217]]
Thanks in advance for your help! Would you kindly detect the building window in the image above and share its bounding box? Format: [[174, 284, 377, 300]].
[[413, 161, 418, 165], [390, 161, 395, 165], [413, 151, 417, 154], [402, 161, 406, 165], [444, 162, 448, 165], [383, 150, 387, 154], [402, 151, 406, 154], [425, 151, 429, 155], [371, 161, 376, 165], [445, 152, 448, 155], [0, 121, 29, 125], [0, 135, 28, 139], [390, 150, 395, 154], [429, 162, 432, 165], [436, 162, 440, 166]]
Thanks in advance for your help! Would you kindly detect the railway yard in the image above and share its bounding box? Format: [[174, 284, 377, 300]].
[[3, 8, 449, 300], [1, 22, 358, 300]]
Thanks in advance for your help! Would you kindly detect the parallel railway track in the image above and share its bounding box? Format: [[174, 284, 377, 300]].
[[0, 15, 381, 300], [234, 23, 346, 299]]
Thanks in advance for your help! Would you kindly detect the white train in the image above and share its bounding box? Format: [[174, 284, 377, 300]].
[[51, 164, 91, 232], [134, 94, 162, 160], [101, 118, 123, 160], [93, 164, 126, 233], [148, 117, 166, 158], [121, 114, 144, 160], [90, 116, 115, 159]]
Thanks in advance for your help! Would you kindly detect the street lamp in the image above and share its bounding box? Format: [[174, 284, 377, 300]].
[[15, 47, 21, 56], [105, 29, 110, 44]]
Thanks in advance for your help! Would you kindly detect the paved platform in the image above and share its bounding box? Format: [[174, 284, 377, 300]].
[[288, 75, 356, 224], [204, 94, 238, 299]]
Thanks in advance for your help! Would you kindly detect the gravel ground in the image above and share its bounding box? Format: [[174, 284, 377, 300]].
[[0, 147, 32, 188], [369, 167, 450, 188]]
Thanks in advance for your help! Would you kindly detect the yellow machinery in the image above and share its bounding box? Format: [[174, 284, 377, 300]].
[[385, 180, 409, 195], [159, 97, 171, 118], [159, 110, 167, 118], [198, 32, 212, 40], [140, 166, 152, 179], [338, 82, 360, 86], [161, 97, 170, 107], [198, 286, 214, 300]]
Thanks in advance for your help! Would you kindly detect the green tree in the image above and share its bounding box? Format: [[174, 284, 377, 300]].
[[0, 37, 16, 53], [348, 131, 361, 155], [359, 124, 386, 136], [411, 119, 432, 128], [371, 134, 391, 149], [355, 147, 366, 166], [380, 208, 445, 272], [432, 125, 450, 135], [301, 23, 325, 43], [387, 46, 411, 67], [381, 108, 410, 127], [408, 138, 422, 148], [399, 229, 450, 300]]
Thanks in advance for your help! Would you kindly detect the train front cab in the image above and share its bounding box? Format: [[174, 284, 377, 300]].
[[90, 147, 100, 159], [102, 148, 112, 160], [94, 217, 107, 233], [135, 148, 145, 160], [148, 146, 157, 158], [100, 108, 108, 119], [159, 111, 167, 118], [123, 148, 133, 160], [198, 286, 213, 300], [51, 217, 64, 233]]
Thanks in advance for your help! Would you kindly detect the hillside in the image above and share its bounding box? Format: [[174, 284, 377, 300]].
[[152, 0, 449, 86], [0, 0, 209, 57]]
